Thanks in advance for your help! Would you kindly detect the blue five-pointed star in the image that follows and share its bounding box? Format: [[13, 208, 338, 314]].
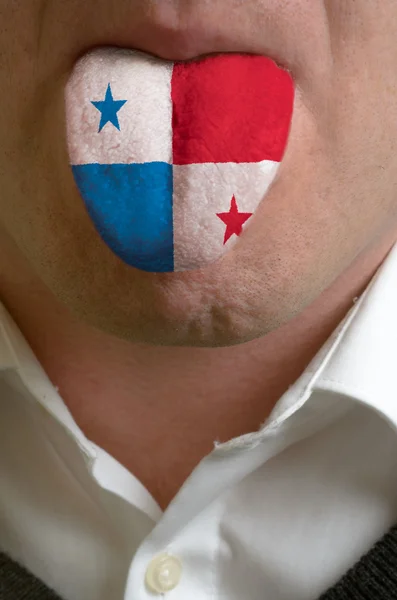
[[91, 83, 127, 132]]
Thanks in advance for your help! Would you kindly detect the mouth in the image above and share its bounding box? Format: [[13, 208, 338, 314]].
[[65, 45, 294, 274]]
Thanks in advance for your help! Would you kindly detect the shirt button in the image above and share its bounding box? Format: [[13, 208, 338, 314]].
[[145, 553, 183, 594]]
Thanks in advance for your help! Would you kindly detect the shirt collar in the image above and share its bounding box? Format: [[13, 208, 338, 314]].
[[1, 242, 397, 452], [314, 241, 397, 427], [0, 296, 97, 465], [262, 241, 397, 435]]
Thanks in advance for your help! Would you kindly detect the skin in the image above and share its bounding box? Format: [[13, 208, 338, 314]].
[[1, 0, 397, 508]]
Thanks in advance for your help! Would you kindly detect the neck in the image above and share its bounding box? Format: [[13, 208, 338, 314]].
[[0, 230, 395, 509]]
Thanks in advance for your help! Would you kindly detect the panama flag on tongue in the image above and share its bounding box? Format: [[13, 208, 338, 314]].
[[66, 48, 294, 273]]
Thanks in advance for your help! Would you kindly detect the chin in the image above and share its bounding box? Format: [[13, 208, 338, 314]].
[[40, 231, 314, 349]]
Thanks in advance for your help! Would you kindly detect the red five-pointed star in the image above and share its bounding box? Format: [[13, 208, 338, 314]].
[[216, 195, 253, 245]]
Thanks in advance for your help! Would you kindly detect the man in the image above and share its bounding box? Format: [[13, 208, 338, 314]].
[[1, 0, 397, 599]]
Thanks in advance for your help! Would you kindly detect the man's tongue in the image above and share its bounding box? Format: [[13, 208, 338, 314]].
[[65, 47, 294, 274]]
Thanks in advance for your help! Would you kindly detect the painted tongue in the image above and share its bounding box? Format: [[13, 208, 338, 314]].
[[65, 47, 294, 273]]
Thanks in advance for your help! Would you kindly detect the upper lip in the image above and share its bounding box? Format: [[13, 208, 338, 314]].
[[73, 1, 328, 88], [79, 3, 293, 73], [101, 22, 251, 64]]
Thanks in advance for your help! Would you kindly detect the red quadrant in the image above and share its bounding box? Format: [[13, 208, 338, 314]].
[[171, 54, 294, 165]]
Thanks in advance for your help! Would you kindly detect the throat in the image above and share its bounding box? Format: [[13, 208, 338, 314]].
[[72, 387, 278, 511]]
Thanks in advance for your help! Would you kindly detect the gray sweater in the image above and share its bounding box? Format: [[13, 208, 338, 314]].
[[2, 525, 397, 599]]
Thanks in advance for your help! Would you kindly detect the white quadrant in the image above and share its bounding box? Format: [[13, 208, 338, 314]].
[[66, 47, 173, 165], [173, 160, 280, 271]]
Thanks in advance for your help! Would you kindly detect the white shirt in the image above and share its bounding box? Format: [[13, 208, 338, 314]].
[[2, 245, 397, 600]]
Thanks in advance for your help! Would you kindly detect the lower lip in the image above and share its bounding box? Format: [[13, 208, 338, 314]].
[[66, 47, 294, 273]]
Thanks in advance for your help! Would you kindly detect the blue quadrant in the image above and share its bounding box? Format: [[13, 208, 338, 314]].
[[72, 162, 174, 272]]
